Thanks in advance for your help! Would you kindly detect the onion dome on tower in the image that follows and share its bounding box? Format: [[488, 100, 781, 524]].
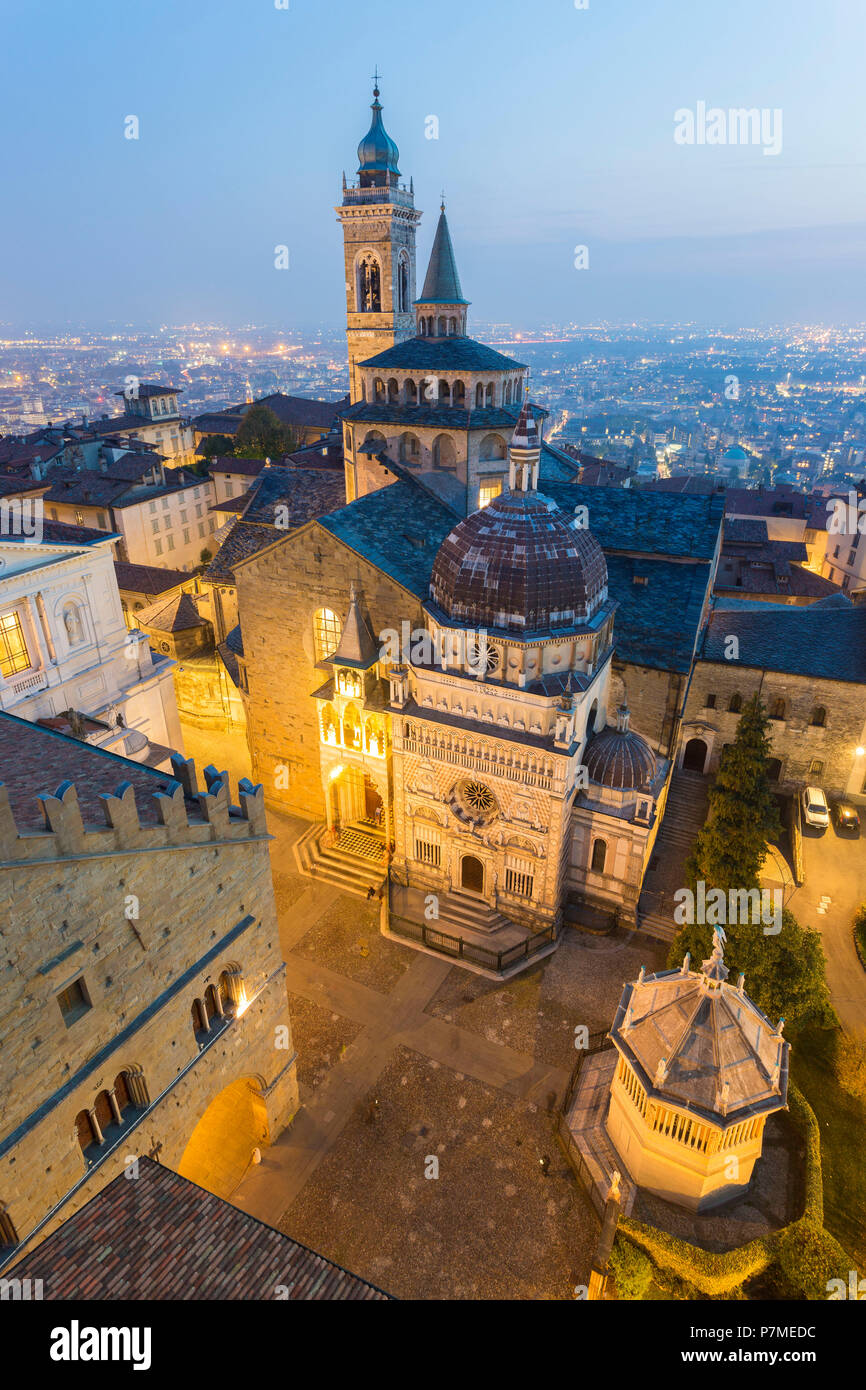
[[356, 83, 401, 188], [429, 402, 608, 635]]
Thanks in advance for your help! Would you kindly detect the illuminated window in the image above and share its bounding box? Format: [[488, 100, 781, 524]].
[[478, 481, 502, 509], [0, 611, 31, 678], [314, 607, 341, 662]]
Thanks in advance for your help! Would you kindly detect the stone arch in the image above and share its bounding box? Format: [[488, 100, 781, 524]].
[[399, 431, 421, 466], [682, 737, 709, 773], [341, 702, 362, 750], [356, 251, 382, 313], [373, 377, 385, 403], [504, 380, 512, 404], [452, 379, 466, 408], [177, 1076, 270, 1198], [361, 430, 386, 458], [438, 315, 448, 337], [590, 837, 607, 873], [387, 377, 400, 404], [433, 434, 457, 469], [475, 383, 485, 408], [810, 705, 827, 727], [438, 379, 451, 407], [404, 378, 418, 405], [479, 432, 507, 461]]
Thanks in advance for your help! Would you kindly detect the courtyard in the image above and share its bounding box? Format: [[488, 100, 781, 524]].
[[230, 809, 667, 1300]]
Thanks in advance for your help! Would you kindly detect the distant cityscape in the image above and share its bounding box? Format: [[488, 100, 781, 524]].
[[2, 321, 864, 495]]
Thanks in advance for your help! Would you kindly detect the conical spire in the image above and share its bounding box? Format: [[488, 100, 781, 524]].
[[508, 397, 541, 493], [328, 585, 379, 669], [510, 397, 539, 451], [417, 206, 468, 305]]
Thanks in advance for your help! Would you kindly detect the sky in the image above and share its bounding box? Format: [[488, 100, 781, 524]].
[[1, 0, 865, 330]]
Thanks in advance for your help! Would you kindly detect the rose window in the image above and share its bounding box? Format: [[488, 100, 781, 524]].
[[468, 641, 501, 674], [452, 779, 499, 826]]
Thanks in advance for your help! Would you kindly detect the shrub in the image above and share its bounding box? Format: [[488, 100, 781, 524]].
[[774, 1222, 851, 1300], [609, 1235, 652, 1300]]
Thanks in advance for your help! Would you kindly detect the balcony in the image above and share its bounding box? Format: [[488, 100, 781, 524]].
[[1, 668, 49, 704]]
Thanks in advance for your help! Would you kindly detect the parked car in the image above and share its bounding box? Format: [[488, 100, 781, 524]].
[[801, 786, 830, 830], [832, 801, 861, 832]]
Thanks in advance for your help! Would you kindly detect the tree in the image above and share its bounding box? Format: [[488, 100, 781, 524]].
[[684, 694, 781, 895], [198, 434, 234, 461], [200, 548, 213, 565], [232, 404, 304, 460], [668, 696, 836, 1035]]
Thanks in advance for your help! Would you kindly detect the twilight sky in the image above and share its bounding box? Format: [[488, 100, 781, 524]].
[[1, 0, 865, 330]]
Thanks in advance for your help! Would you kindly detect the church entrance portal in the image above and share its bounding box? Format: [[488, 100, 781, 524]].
[[461, 855, 485, 894], [329, 768, 384, 834], [683, 738, 708, 773]]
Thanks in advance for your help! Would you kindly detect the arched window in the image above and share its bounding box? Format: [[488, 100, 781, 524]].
[[387, 378, 399, 404], [448, 317, 457, 336], [219, 968, 243, 1012], [591, 839, 607, 874], [205, 983, 224, 1023], [398, 255, 409, 313], [475, 383, 484, 408], [479, 433, 507, 462], [504, 381, 512, 404], [342, 703, 362, 750], [191, 998, 209, 1040], [362, 430, 386, 458], [438, 316, 447, 337], [399, 433, 421, 466], [75, 1109, 96, 1154], [452, 380, 466, 408], [94, 1089, 113, 1136], [810, 706, 826, 727], [357, 253, 381, 313], [438, 379, 451, 407], [433, 434, 457, 469], [373, 377, 385, 403], [314, 608, 341, 662], [404, 378, 418, 405], [770, 698, 786, 721], [728, 693, 742, 714], [485, 383, 495, 407]]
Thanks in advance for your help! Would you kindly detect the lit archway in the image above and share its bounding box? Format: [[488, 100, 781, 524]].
[[177, 1077, 269, 1198]]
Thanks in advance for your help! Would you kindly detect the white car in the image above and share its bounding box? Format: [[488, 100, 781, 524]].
[[802, 786, 830, 830]]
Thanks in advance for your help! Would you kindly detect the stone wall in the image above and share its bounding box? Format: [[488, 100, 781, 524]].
[[0, 764, 298, 1255], [236, 522, 424, 820]]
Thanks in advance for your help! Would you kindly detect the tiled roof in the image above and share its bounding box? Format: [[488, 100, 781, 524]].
[[193, 411, 244, 438], [358, 335, 525, 372], [136, 592, 209, 632], [114, 561, 190, 595], [317, 480, 455, 597], [0, 712, 190, 831], [254, 392, 349, 428], [206, 466, 344, 583], [3, 520, 111, 547], [8, 1159, 392, 1300], [702, 597, 866, 682], [605, 553, 711, 672]]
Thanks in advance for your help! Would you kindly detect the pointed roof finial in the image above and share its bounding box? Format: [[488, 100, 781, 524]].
[[372, 65, 382, 97], [440, 188, 446, 213]]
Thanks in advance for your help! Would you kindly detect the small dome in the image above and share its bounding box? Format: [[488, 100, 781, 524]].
[[723, 445, 748, 460], [584, 708, 657, 790], [429, 490, 607, 635], [357, 88, 400, 176]]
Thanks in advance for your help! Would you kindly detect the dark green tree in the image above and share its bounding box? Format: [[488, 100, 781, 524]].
[[684, 694, 781, 895], [232, 404, 304, 460], [198, 434, 234, 461]]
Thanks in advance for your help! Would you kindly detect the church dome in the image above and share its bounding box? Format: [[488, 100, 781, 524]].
[[429, 489, 608, 635], [357, 87, 400, 176], [584, 707, 657, 790]]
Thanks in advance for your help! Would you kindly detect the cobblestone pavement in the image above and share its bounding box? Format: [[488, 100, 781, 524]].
[[231, 813, 668, 1299]]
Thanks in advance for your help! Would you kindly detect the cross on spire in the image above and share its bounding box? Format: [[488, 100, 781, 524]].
[[440, 189, 446, 212], [372, 65, 382, 95]]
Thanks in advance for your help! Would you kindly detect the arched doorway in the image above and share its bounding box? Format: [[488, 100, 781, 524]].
[[766, 758, 782, 783], [683, 738, 708, 773], [329, 768, 384, 834], [461, 855, 484, 894], [177, 1077, 269, 1198]]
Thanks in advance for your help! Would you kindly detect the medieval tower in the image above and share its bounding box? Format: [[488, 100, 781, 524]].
[[336, 82, 422, 402]]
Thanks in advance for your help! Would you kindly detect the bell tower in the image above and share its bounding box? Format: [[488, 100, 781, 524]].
[[336, 81, 421, 402]]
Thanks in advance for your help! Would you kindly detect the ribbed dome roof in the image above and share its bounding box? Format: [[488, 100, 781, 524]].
[[583, 708, 657, 790], [357, 88, 400, 176], [429, 490, 607, 634]]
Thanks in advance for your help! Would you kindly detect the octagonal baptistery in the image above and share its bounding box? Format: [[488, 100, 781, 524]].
[[429, 489, 608, 636]]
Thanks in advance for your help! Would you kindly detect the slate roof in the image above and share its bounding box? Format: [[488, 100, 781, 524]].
[[2, 520, 112, 547], [7, 1159, 392, 1300], [543, 481, 725, 561], [702, 597, 866, 682], [113, 384, 179, 399], [340, 400, 541, 434], [317, 479, 454, 597], [114, 561, 190, 595], [218, 624, 245, 687], [605, 553, 711, 672], [358, 336, 525, 373], [253, 393, 349, 429], [206, 456, 267, 477], [417, 208, 468, 304]]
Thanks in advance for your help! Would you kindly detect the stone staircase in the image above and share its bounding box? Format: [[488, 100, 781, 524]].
[[427, 889, 514, 938], [293, 823, 387, 899], [638, 770, 710, 943]]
